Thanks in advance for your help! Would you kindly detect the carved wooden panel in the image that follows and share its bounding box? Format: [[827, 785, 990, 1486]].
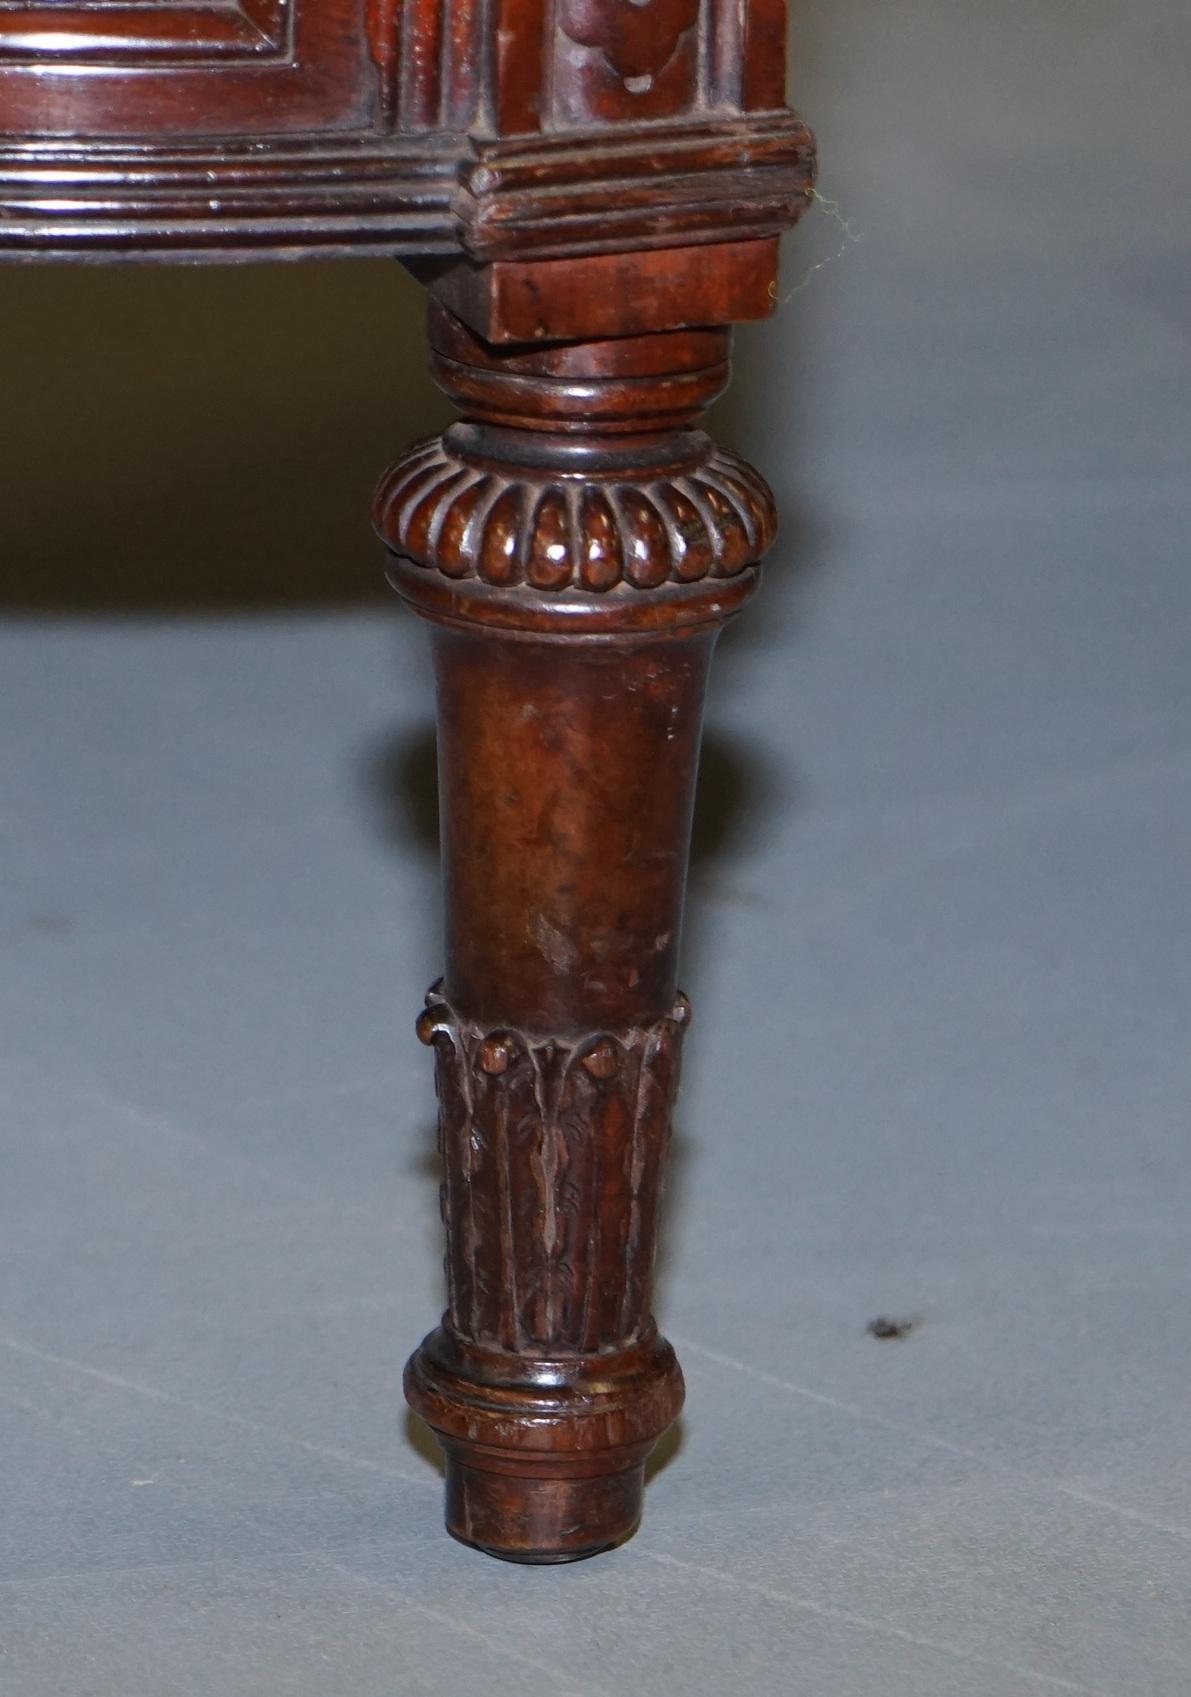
[[0, 0, 375, 136], [0, 0, 815, 261], [0, 0, 289, 60]]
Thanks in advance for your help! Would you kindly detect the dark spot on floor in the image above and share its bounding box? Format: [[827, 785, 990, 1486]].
[[866, 1315, 915, 1340], [27, 912, 77, 934]]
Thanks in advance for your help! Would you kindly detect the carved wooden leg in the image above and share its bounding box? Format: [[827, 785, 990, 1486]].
[[374, 303, 776, 1562]]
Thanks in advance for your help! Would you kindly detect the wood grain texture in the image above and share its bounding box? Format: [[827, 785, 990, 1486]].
[[419, 237, 783, 343]]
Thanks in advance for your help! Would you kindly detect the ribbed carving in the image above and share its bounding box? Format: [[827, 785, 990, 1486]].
[[374, 437, 776, 591], [417, 983, 690, 1355]]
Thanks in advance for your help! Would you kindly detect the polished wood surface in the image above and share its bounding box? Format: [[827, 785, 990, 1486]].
[[0, 0, 815, 1559], [0, 0, 813, 261], [378, 303, 777, 1559]]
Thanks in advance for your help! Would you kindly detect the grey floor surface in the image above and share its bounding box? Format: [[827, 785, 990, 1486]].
[[3, 2, 1190, 1692]]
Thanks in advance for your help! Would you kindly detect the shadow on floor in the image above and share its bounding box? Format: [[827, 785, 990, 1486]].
[[0, 260, 446, 610]]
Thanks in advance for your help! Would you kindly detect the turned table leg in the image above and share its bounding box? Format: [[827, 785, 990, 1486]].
[[374, 303, 777, 1562]]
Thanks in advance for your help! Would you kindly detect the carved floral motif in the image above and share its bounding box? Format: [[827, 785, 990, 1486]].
[[557, 0, 701, 91], [418, 983, 690, 1355], [374, 436, 776, 592]]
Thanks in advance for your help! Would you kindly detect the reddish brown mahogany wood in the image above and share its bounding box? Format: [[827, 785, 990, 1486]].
[[417, 237, 782, 344], [0, 0, 816, 1562], [0, 0, 814, 261], [374, 303, 776, 1558], [0, 0, 373, 138]]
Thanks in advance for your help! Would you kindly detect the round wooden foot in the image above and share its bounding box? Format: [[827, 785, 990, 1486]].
[[405, 1328, 684, 1562], [443, 1446, 649, 1563]]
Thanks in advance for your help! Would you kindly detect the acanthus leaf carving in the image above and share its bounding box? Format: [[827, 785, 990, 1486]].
[[417, 982, 691, 1356]]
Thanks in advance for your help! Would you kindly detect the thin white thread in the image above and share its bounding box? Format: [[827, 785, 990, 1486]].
[[776, 187, 864, 303]]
